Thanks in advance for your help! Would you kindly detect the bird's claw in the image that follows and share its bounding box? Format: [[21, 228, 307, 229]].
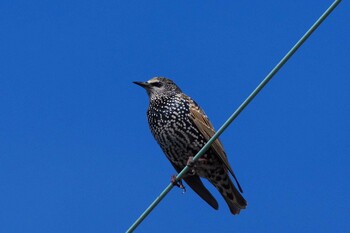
[[187, 156, 195, 167], [186, 157, 196, 175], [171, 175, 186, 193], [187, 156, 208, 166], [187, 156, 209, 175]]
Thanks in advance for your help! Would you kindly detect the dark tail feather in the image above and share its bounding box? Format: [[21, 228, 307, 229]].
[[184, 175, 219, 210], [212, 175, 247, 215], [225, 179, 247, 215]]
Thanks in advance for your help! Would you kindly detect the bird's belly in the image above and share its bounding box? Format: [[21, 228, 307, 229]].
[[151, 118, 216, 176], [148, 102, 217, 176], [153, 120, 200, 163]]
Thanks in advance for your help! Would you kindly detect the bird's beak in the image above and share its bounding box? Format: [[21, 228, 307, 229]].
[[133, 81, 150, 89]]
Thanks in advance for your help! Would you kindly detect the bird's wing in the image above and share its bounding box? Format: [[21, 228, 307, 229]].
[[172, 164, 218, 210], [187, 97, 244, 193]]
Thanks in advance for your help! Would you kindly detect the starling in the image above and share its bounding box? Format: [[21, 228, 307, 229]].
[[133, 77, 247, 215]]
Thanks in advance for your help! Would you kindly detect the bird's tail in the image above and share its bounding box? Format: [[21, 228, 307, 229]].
[[211, 172, 247, 215]]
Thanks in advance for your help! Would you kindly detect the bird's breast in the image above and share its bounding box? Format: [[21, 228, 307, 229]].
[[146, 97, 206, 166], [147, 97, 189, 127]]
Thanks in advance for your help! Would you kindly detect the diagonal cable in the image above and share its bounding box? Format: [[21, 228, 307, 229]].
[[126, 0, 342, 232]]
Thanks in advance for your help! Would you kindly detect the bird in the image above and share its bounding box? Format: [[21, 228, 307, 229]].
[[133, 77, 247, 215]]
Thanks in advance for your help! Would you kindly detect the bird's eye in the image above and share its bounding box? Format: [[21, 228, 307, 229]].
[[151, 82, 163, 88]]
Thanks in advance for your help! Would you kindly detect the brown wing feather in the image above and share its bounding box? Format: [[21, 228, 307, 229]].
[[188, 98, 244, 193]]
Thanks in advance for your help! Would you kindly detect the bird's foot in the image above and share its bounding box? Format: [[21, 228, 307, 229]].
[[187, 156, 208, 166], [186, 157, 208, 175], [186, 156, 195, 167], [186, 157, 196, 175], [171, 175, 186, 193]]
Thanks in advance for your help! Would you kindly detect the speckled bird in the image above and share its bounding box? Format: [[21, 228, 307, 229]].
[[133, 77, 247, 214]]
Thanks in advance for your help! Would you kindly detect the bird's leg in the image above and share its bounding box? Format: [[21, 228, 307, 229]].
[[186, 156, 195, 167], [171, 175, 186, 193], [187, 156, 208, 175], [186, 156, 196, 175]]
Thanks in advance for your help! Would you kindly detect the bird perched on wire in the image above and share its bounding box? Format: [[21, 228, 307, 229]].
[[133, 77, 247, 215]]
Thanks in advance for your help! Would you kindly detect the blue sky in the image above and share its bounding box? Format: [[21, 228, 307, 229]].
[[1, 1, 349, 232]]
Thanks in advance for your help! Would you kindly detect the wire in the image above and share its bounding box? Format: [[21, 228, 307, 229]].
[[126, 1, 342, 232]]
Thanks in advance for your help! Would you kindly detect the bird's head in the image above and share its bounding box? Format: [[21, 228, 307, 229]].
[[133, 77, 182, 99]]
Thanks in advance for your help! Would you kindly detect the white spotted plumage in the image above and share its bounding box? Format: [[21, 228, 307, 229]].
[[134, 77, 247, 214]]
